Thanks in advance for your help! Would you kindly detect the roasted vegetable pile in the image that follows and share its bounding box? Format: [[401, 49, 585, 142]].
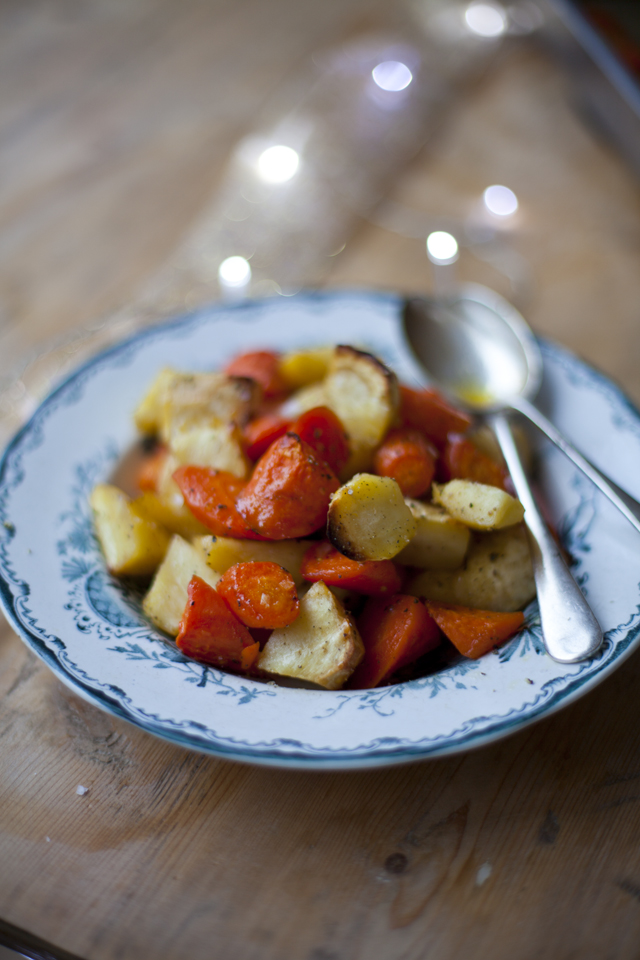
[[89, 344, 536, 689]]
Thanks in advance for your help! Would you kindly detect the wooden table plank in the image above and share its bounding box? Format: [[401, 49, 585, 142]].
[[3, 623, 640, 959]]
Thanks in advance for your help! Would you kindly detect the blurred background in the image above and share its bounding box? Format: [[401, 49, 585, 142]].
[[1, 0, 639, 440]]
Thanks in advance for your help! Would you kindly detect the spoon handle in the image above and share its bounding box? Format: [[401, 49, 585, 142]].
[[511, 395, 640, 537], [490, 412, 603, 664]]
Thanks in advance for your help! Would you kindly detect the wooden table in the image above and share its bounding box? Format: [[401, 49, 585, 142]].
[[2, 2, 640, 958]]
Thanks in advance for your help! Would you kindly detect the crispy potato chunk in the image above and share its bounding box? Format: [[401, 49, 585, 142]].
[[143, 534, 221, 636], [285, 381, 329, 417], [432, 479, 525, 530], [257, 581, 364, 689], [396, 500, 471, 569], [89, 484, 170, 577], [193, 536, 314, 590], [278, 346, 333, 390], [325, 346, 399, 475], [159, 372, 259, 441], [167, 413, 250, 478], [133, 369, 259, 439], [133, 367, 178, 435], [327, 474, 416, 561], [406, 525, 535, 613]]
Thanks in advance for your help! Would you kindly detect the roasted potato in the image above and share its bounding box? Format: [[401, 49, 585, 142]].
[[159, 372, 259, 442], [406, 524, 535, 612], [278, 346, 333, 390], [324, 345, 399, 476], [285, 381, 329, 417], [327, 473, 416, 561], [257, 581, 364, 689], [89, 484, 171, 577], [134, 369, 259, 439], [133, 367, 177, 435], [396, 499, 471, 569], [167, 413, 250, 478], [143, 534, 221, 636], [192, 535, 314, 590], [432, 479, 525, 530]]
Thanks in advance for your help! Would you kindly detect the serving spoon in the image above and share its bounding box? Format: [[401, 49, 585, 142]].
[[403, 283, 616, 663]]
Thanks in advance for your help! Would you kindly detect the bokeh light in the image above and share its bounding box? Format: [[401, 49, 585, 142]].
[[464, 3, 507, 37], [218, 256, 252, 288], [372, 61, 413, 92], [483, 184, 518, 217], [256, 145, 300, 183], [427, 231, 459, 264]]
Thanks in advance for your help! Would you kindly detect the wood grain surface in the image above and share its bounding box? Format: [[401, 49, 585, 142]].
[[2, 2, 640, 959]]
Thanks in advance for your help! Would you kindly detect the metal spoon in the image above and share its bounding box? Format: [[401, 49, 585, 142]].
[[403, 283, 607, 663]]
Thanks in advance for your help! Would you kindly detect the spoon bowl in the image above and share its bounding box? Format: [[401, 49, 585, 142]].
[[404, 283, 541, 412]]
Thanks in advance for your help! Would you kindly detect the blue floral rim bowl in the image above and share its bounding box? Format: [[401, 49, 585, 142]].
[[1, 290, 640, 769]]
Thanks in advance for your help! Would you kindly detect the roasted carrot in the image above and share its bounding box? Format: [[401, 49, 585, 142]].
[[243, 412, 293, 460], [236, 433, 340, 539], [400, 385, 473, 446], [217, 561, 300, 629], [373, 427, 437, 498], [291, 406, 350, 475], [443, 434, 508, 490], [177, 575, 260, 670], [301, 541, 402, 595], [224, 350, 287, 400], [173, 465, 265, 539], [424, 601, 524, 659], [136, 444, 168, 492], [349, 594, 441, 688]]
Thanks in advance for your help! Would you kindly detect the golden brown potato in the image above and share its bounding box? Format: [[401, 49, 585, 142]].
[[133, 369, 259, 439], [167, 413, 250, 478], [432, 479, 525, 530], [406, 525, 535, 612], [89, 484, 170, 577], [133, 367, 178, 435], [327, 473, 416, 561], [257, 581, 364, 689], [278, 346, 333, 390], [192, 535, 314, 589], [159, 372, 259, 441], [142, 534, 221, 636], [396, 499, 471, 569], [284, 381, 329, 417], [324, 345, 399, 476]]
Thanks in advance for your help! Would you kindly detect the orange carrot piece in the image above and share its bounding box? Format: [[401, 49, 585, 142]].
[[443, 434, 508, 490], [301, 541, 402, 595], [136, 445, 168, 492], [236, 433, 340, 539], [400, 385, 473, 446], [373, 427, 437, 498], [173, 465, 265, 539], [177, 575, 259, 670], [349, 594, 441, 688], [224, 350, 287, 400], [291, 406, 350, 475], [217, 561, 300, 629], [424, 601, 524, 659], [244, 412, 293, 460]]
